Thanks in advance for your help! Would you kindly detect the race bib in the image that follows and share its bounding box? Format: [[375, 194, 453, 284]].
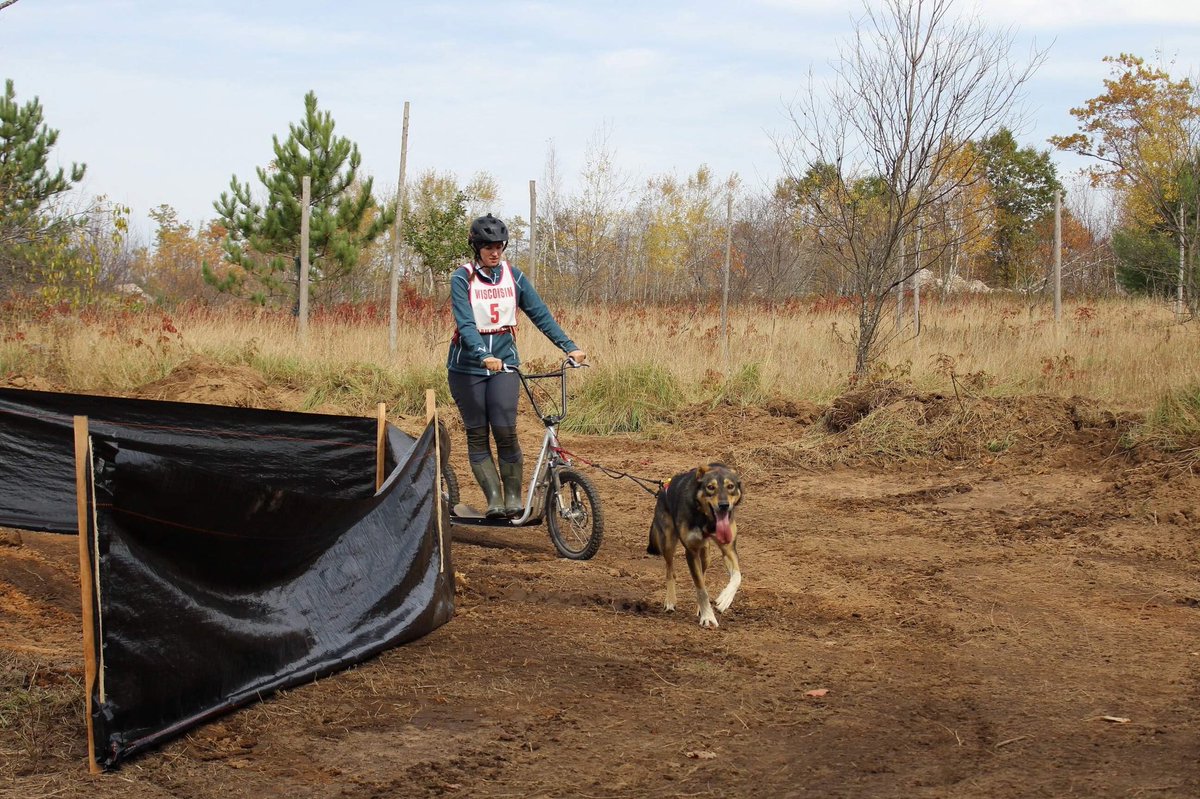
[[469, 262, 518, 333]]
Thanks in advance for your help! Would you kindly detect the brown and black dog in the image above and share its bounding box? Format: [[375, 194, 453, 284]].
[[647, 463, 743, 628]]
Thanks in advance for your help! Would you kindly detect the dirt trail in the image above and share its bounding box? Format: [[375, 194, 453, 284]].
[[2, 373, 1198, 798]]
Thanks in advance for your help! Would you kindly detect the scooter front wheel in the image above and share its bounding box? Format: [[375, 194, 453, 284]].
[[546, 468, 603, 560]]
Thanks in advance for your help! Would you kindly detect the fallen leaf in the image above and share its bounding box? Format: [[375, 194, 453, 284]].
[[686, 750, 718, 760], [805, 688, 830, 698]]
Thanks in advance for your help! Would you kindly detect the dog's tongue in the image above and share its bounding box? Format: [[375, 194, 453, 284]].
[[714, 511, 732, 546]]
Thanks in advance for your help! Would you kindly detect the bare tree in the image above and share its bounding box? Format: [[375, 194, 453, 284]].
[[779, 0, 1045, 375], [539, 125, 629, 302], [0, 0, 21, 12], [735, 188, 811, 302]]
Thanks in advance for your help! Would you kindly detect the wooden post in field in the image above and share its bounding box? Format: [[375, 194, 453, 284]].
[[529, 180, 537, 283], [73, 416, 101, 775], [299, 175, 311, 343], [722, 189, 732, 375], [1177, 222, 1186, 317], [425, 389, 445, 573], [390, 101, 410, 353], [913, 225, 922, 336], [375, 403, 387, 492], [1053, 189, 1062, 323]]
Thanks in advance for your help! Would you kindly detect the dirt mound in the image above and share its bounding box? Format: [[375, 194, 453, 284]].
[[3, 374, 60, 392], [763, 396, 824, 423], [132, 355, 284, 408], [825, 380, 910, 431], [729, 383, 1131, 474]]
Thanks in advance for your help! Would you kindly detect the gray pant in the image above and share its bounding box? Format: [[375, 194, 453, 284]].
[[447, 370, 522, 464]]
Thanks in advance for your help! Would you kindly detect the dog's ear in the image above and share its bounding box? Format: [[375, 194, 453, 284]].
[[695, 464, 709, 478]]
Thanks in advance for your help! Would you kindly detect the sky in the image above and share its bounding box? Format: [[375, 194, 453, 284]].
[[3, 0, 1199, 242]]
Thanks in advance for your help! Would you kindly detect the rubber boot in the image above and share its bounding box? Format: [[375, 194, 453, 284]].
[[499, 460, 524, 517], [470, 459, 506, 518]]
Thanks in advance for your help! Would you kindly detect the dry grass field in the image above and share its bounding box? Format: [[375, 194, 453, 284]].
[[3, 295, 1199, 412]]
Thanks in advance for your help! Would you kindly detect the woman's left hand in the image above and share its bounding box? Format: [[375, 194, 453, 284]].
[[567, 349, 587, 365]]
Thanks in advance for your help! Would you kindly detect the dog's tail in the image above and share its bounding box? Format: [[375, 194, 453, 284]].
[[646, 523, 660, 556]]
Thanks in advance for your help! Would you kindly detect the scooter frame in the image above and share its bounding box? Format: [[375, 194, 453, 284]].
[[448, 358, 584, 529]]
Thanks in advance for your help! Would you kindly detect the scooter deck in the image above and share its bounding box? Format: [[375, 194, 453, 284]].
[[449, 503, 541, 528]]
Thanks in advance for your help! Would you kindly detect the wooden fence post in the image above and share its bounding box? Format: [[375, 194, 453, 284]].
[[425, 390, 445, 573], [375, 403, 387, 492], [73, 416, 101, 775]]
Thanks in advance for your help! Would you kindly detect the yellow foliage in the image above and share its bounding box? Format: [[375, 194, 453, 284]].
[[1050, 53, 1198, 231]]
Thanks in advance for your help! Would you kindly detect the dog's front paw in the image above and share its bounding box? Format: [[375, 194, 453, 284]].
[[716, 574, 741, 613], [664, 602, 676, 613]]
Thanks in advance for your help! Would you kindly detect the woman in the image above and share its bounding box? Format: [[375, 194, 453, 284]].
[[448, 213, 586, 518]]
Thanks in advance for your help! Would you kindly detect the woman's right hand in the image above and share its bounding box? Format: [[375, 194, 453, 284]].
[[482, 357, 503, 372]]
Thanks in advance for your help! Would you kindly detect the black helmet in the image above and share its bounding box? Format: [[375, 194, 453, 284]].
[[469, 213, 509, 252]]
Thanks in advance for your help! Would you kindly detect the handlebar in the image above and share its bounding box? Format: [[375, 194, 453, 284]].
[[499, 357, 590, 377], [497, 357, 588, 424]]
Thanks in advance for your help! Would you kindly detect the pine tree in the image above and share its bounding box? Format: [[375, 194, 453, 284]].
[[978, 128, 1062, 286], [0, 79, 87, 284], [208, 90, 395, 306]]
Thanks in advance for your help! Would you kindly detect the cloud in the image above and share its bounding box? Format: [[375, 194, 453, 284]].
[[976, 0, 1200, 28], [600, 48, 666, 75]]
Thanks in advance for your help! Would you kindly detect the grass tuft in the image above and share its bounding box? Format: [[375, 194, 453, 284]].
[[706, 362, 770, 407], [565, 362, 683, 434], [299, 362, 451, 416], [1124, 383, 1200, 455]]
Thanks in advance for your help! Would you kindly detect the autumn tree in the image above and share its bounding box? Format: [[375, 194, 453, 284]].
[[1050, 54, 1200, 308], [208, 90, 394, 307], [637, 165, 733, 301], [917, 141, 993, 293], [0, 79, 87, 293], [401, 170, 472, 291], [780, 0, 1044, 374], [133, 205, 228, 305]]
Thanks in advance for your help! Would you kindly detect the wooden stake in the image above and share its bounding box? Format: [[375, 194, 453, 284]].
[[425, 389, 445, 573], [73, 416, 100, 775], [375, 403, 387, 492]]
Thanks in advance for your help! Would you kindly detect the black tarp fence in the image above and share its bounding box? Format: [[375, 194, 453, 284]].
[[0, 388, 455, 769]]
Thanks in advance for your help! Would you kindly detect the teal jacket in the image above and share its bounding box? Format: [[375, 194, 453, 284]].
[[447, 262, 578, 376]]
